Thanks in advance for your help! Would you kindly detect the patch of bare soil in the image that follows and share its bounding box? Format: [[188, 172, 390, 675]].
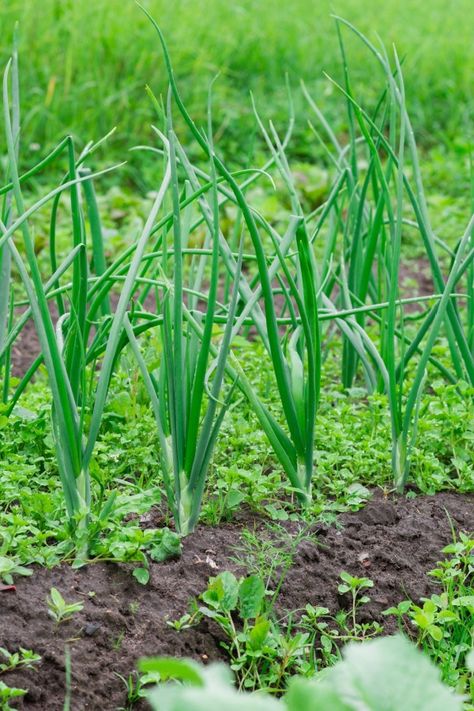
[[2, 491, 473, 710]]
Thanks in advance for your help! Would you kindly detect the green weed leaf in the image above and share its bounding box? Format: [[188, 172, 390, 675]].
[[238, 576, 265, 620]]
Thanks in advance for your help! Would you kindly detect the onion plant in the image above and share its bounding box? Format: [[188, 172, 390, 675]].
[[3, 14, 473, 537], [142, 10, 326, 506], [0, 50, 149, 552], [314, 20, 474, 489], [0, 32, 19, 404], [335, 19, 474, 386], [303, 26, 472, 393], [2, 64, 88, 539], [146, 7, 464, 505], [124, 116, 244, 533]]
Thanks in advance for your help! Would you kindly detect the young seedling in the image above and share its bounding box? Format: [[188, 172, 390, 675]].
[[383, 532, 474, 696], [166, 611, 199, 632], [0, 681, 27, 710], [171, 570, 316, 692], [115, 672, 144, 711], [231, 524, 314, 610], [112, 630, 126, 652], [116, 668, 162, 711], [0, 647, 41, 674], [47, 587, 84, 625], [338, 571, 374, 633], [382, 600, 413, 633]]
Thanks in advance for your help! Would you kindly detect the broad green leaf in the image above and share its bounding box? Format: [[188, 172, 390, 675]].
[[248, 617, 271, 651], [146, 661, 281, 711], [238, 576, 265, 620], [306, 634, 463, 711], [414, 611, 432, 628], [452, 596, 474, 608], [0, 681, 27, 700], [149, 529, 182, 562], [50, 587, 64, 608], [427, 625, 443, 642], [138, 657, 204, 686], [286, 677, 350, 711], [203, 572, 239, 612], [133, 568, 150, 585]]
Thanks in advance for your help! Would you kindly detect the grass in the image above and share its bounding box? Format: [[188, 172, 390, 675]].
[[0, 0, 472, 177]]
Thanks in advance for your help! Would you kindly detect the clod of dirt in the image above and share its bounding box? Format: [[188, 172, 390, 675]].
[[357, 500, 399, 526]]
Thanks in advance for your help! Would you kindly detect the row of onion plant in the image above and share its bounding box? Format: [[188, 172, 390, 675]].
[[0, 16, 472, 551]]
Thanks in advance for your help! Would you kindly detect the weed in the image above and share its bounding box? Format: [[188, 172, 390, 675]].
[[384, 531, 474, 699], [170, 566, 381, 692], [0, 682, 27, 711], [116, 668, 162, 710], [0, 647, 40, 674], [129, 601, 140, 616], [0, 555, 32, 585], [140, 635, 464, 710], [192, 570, 309, 692], [337, 571, 374, 633], [112, 630, 126, 652], [47, 587, 84, 624], [231, 524, 315, 607]]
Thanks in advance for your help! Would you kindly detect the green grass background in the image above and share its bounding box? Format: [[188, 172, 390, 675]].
[[1, 0, 472, 164]]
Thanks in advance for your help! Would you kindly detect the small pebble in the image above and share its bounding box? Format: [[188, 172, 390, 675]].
[[83, 622, 101, 637]]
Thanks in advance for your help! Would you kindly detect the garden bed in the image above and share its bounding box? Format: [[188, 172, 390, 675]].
[[2, 490, 473, 710]]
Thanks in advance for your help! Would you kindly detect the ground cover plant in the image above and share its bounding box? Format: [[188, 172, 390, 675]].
[[0, 4, 473, 710]]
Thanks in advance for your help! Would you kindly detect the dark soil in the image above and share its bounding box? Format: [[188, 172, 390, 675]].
[[2, 490, 473, 710], [399, 257, 435, 312], [10, 291, 158, 379], [10, 306, 45, 379], [10, 256, 435, 378]]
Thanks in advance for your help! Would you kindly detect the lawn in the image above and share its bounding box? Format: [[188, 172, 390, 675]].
[[0, 2, 473, 710]]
